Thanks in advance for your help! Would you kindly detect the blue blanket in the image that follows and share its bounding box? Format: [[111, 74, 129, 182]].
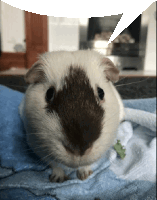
[[0, 85, 156, 200]]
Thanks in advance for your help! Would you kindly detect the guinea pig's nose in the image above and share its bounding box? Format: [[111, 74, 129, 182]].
[[64, 144, 92, 157], [79, 146, 92, 156], [84, 146, 92, 155]]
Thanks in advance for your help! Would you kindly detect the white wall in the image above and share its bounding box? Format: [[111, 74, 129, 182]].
[[0, 1, 1, 33], [48, 17, 79, 51], [1, 1, 25, 52], [1, 2, 156, 73], [144, 2, 156, 72]]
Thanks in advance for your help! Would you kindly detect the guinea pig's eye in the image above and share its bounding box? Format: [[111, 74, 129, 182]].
[[97, 87, 105, 100], [46, 87, 55, 102]]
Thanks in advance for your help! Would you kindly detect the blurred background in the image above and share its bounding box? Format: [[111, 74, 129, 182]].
[[0, 1, 156, 99]]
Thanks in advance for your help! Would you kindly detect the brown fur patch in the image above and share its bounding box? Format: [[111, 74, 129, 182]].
[[25, 62, 46, 84], [46, 66, 104, 156], [101, 58, 119, 83]]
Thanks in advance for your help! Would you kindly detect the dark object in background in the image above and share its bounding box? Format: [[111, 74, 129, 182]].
[[87, 16, 142, 58], [123, 67, 138, 71], [115, 77, 156, 99], [0, 76, 156, 100], [0, 76, 28, 93], [81, 15, 144, 71]]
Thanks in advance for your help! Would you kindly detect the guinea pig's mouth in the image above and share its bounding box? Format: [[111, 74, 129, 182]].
[[64, 160, 91, 169], [58, 156, 96, 169], [54, 158, 80, 168]]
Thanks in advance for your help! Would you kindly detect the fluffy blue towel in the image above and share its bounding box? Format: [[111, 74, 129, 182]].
[[0, 85, 156, 200]]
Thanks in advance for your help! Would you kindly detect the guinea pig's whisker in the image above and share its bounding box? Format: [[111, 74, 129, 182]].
[[35, 158, 50, 167], [41, 157, 53, 166], [103, 121, 119, 129], [39, 155, 59, 167], [21, 143, 49, 153], [116, 75, 129, 83], [102, 119, 114, 128], [104, 110, 121, 124], [42, 162, 51, 169], [115, 77, 150, 88], [34, 153, 55, 166], [41, 152, 54, 161], [27, 145, 48, 151]]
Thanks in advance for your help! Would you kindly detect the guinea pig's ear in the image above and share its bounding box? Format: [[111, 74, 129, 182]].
[[101, 57, 119, 83], [25, 61, 46, 84]]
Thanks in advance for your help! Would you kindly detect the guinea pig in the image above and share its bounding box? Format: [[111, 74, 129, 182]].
[[19, 50, 125, 183]]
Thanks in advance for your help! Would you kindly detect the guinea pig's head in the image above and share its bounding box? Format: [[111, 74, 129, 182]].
[[24, 50, 120, 168]]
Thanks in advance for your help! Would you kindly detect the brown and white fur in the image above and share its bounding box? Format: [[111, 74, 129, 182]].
[[19, 50, 125, 182]]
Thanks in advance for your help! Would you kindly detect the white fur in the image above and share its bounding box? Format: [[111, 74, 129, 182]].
[[109, 82, 125, 122], [77, 165, 93, 180], [19, 50, 124, 181], [49, 166, 68, 183]]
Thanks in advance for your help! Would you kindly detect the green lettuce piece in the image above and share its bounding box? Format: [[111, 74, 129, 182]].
[[114, 140, 126, 159]]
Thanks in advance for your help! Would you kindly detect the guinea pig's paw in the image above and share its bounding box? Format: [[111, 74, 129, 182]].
[[77, 166, 93, 180], [49, 167, 69, 183]]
